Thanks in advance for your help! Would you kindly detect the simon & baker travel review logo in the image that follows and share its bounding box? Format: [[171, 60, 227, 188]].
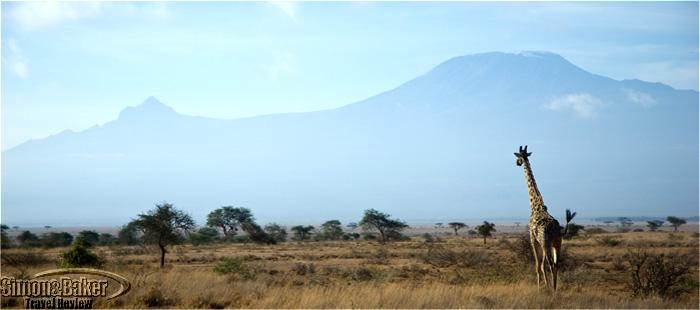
[[1, 268, 130, 309]]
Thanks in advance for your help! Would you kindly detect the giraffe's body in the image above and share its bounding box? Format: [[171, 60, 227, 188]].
[[515, 146, 562, 291]]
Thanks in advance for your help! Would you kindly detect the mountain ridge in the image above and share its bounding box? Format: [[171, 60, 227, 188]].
[[2, 51, 697, 225]]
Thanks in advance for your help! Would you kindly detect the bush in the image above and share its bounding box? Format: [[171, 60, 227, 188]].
[[213, 257, 253, 279], [140, 287, 176, 308], [351, 267, 374, 281], [292, 263, 316, 276], [595, 236, 622, 247], [41, 232, 73, 248], [75, 230, 100, 247], [386, 230, 410, 241], [585, 228, 608, 235], [264, 223, 287, 243], [60, 243, 102, 268], [423, 244, 491, 268], [504, 234, 534, 265], [190, 227, 219, 246], [1, 252, 50, 278], [624, 249, 693, 298], [16, 231, 41, 247]]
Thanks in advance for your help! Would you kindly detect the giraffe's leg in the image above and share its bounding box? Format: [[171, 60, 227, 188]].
[[540, 243, 549, 287], [551, 246, 559, 291], [529, 234, 541, 290], [545, 249, 555, 290]]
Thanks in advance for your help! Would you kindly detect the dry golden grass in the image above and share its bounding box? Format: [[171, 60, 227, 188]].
[[2, 231, 698, 308]]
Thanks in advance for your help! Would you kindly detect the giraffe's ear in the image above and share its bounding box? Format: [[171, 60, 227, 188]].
[[514, 152, 520, 157], [527, 152, 532, 156]]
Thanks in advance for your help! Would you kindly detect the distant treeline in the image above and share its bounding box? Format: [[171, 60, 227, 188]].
[[594, 216, 697, 222]]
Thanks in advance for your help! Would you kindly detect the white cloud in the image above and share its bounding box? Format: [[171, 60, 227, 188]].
[[8, 2, 102, 31], [5, 38, 29, 78], [268, 1, 300, 21], [625, 89, 656, 108], [12, 62, 29, 78], [544, 93, 603, 118], [265, 52, 297, 80], [6, 2, 170, 31]]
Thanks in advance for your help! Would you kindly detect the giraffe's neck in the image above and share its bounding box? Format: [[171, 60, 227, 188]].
[[522, 160, 545, 213]]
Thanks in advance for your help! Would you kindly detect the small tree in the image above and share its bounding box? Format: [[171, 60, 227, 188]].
[[346, 222, 358, 230], [359, 209, 408, 244], [1, 225, 12, 248], [241, 222, 274, 244], [666, 216, 686, 232], [189, 227, 219, 245], [60, 243, 102, 268], [16, 231, 40, 247], [448, 222, 467, 236], [117, 222, 141, 245], [291, 225, 314, 241], [98, 233, 116, 246], [132, 202, 195, 268], [603, 220, 614, 226], [75, 230, 100, 247], [320, 220, 344, 240], [435, 223, 444, 229], [646, 220, 664, 232], [476, 221, 496, 244], [618, 217, 633, 228], [206, 206, 253, 237], [41, 232, 74, 247], [264, 223, 287, 243]]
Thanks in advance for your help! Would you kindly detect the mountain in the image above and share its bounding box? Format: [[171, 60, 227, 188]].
[[2, 51, 697, 226]]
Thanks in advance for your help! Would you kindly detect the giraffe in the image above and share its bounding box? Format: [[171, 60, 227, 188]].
[[514, 145, 562, 291]]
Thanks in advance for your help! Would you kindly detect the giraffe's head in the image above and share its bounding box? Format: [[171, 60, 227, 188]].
[[514, 145, 532, 166]]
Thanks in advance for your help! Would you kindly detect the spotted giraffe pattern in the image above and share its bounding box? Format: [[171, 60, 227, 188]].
[[515, 146, 562, 291]]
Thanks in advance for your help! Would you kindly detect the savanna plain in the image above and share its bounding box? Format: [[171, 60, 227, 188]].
[[2, 225, 699, 309]]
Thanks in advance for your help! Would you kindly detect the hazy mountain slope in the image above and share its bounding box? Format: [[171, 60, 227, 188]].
[[2, 51, 697, 225]]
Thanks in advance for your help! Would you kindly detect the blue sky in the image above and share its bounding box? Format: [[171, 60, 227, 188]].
[[2, 1, 698, 150]]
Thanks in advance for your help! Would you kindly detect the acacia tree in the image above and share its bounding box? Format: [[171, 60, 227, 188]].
[[76, 230, 100, 247], [476, 221, 496, 244], [206, 206, 253, 237], [448, 222, 467, 236], [666, 216, 686, 232], [291, 225, 314, 241], [618, 217, 633, 228], [359, 209, 408, 244], [264, 223, 287, 243], [117, 222, 141, 245], [1, 225, 11, 248], [132, 202, 194, 268], [646, 220, 664, 232], [320, 220, 344, 240]]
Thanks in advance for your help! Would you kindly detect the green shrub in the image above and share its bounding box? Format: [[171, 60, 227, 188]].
[[60, 243, 102, 268], [190, 227, 219, 246], [213, 257, 253, 279]]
